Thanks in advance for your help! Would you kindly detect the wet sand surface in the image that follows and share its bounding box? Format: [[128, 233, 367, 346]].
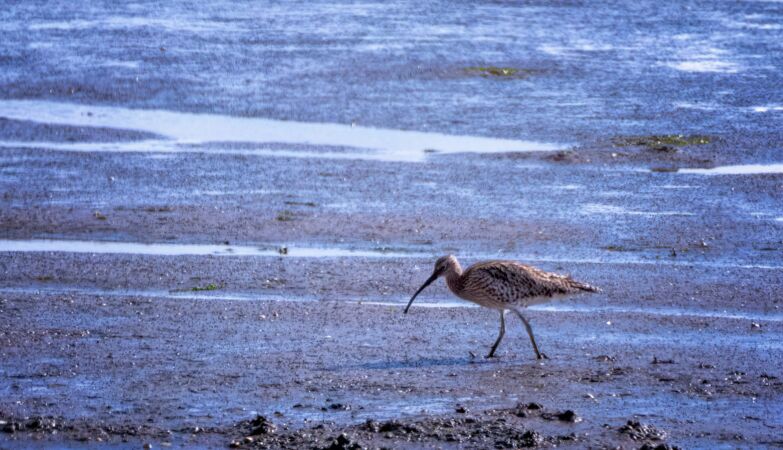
[[2, 0, 783, 448]]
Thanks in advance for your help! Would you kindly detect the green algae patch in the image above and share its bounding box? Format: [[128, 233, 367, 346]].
[[191, 283, 222, 292], [613, 134, 714, 149], [276, 210, 296, 221], [464, 66, 538, 78]]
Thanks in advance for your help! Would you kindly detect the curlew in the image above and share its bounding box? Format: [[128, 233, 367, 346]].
[[404, 255, 600, 359]]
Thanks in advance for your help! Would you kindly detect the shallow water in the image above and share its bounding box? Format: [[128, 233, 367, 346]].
[[2, 0, 783, 141], [3, 285, 781, 323], [679, 163, 783, 175], [0, 100, 565, 162], [0, 238, 421, 258], [1, 239, 780, 270]]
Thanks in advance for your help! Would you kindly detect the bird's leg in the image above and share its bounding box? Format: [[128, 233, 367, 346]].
[[486, 310, 506, 358], [513, 310, 548, 359]]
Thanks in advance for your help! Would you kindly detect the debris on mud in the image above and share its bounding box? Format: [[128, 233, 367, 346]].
[[1, 416, 59, 434], [652, 357, 675, 364], [541, 410, 582, 423], [464, 66, 538, 78], [638, 444, 680, 450], [284, 201, 317, 207], [546, 150, 590, 163], [275, 210, 296, 222], [227, 407, 575, 449], [144, 206, 174, 213], [327, 403, 351, 411], [649, 166, 679, 173], [321, 433, 363, 450], [248, 416, 277, 435], [619, 420, 668, 441], [613, 135, 713, 149]]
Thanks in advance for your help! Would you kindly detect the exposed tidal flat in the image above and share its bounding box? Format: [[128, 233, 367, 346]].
[[1, 0, 783, 448]]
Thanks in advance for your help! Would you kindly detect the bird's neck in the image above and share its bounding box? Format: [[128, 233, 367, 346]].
[[444, 265, 463, 294]]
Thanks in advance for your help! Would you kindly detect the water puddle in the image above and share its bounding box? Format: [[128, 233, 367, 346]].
[[673, 101, 719, 111], [1, 239, 781, 270], [581, 203, 693, 216], [679, 163, 783, 175], [0, 100, 566, 162], [660, 184, 695, 189], [751, 105, 783, 113], [667, 60, 740, 73], [27, 17, 244, 34], [3, 286, 781, 323], [360, 299, 783, 322], [0, 285, 323, 304], [664, 43, 741, 74], [0, 239, 423, 258]]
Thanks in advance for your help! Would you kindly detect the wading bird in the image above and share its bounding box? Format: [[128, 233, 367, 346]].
[[404, 255, 599, 359]]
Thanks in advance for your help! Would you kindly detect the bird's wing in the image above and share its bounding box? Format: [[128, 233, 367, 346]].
[[463, 261, 589, 303]]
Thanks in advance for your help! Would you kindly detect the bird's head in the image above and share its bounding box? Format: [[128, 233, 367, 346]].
[[404, 255, 459, 314]]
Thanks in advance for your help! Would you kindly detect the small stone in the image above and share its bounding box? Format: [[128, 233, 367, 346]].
[[751, 322, 761, 330], [519, 430, 543, 447], [249, 415, 277, 435], [652, 356, 675, 364], [323, 433, 362, 450], [620, 420, 667, 441], [556, 410, 582, 423], [455, 405, 468, 414], [364, 419, 379, 432], [640, 444, 680, 450]]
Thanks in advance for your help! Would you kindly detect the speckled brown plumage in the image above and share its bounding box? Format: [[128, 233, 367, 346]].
[[405, 255, 600, 359], [450, 260, 599, 309]]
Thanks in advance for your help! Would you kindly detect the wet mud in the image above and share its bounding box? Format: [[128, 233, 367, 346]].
[[3, 0, 783, 448]]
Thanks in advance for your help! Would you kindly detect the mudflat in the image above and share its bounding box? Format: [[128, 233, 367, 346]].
[[2, 0, 783, 448]]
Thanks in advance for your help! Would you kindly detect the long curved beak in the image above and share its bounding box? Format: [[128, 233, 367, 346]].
[[404, 269, 442, 314]]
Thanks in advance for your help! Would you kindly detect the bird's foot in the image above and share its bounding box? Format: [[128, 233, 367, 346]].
[[536, 352, 549, 360], [485, 353, 497, 359]]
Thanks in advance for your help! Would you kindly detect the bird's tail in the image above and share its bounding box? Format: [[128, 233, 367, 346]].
[[570, 280, 601, 293]]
